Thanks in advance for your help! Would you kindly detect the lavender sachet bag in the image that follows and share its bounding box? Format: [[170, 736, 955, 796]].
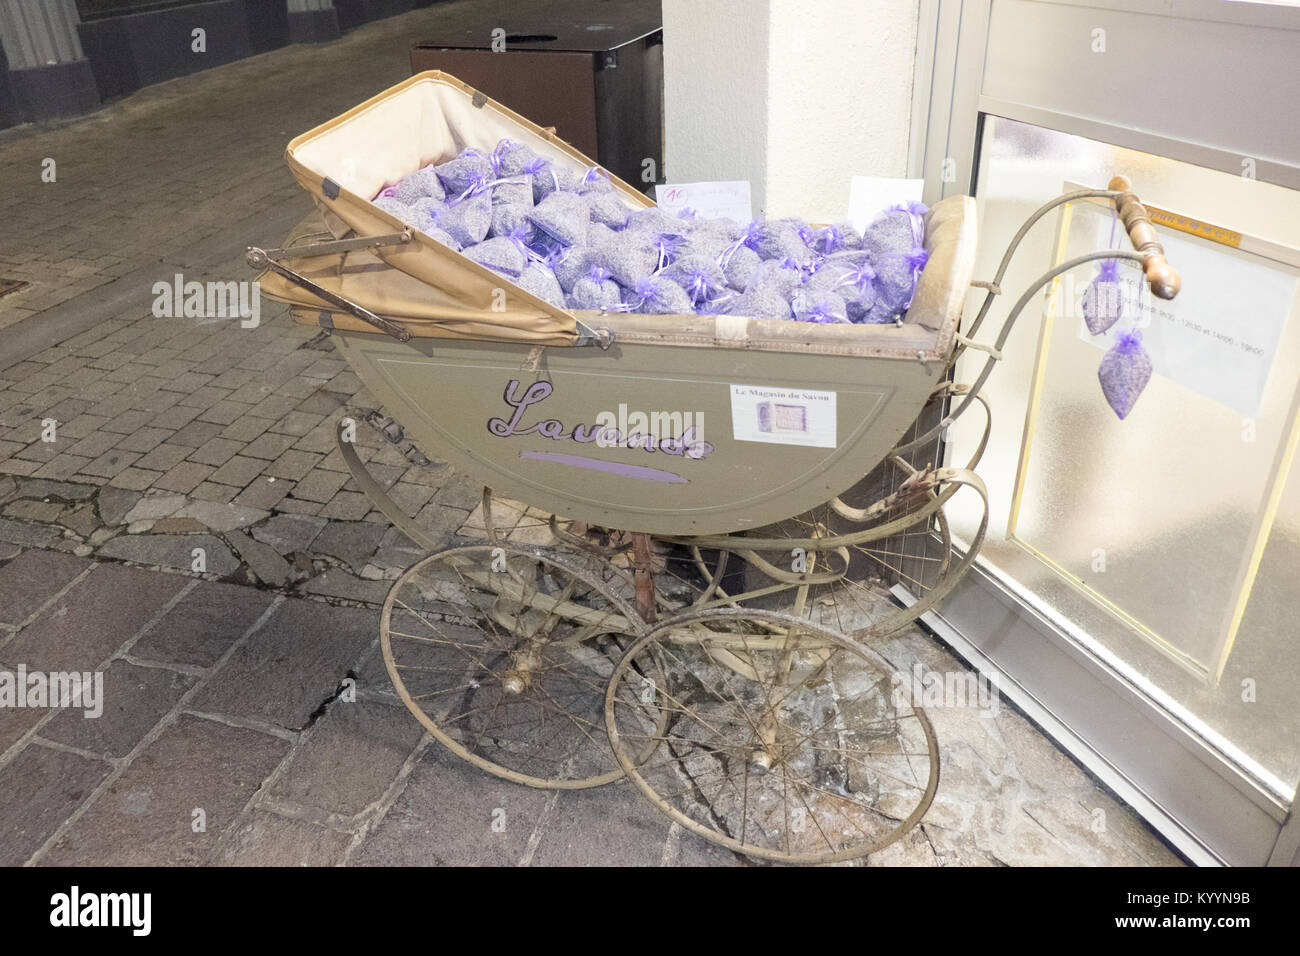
[[792, 291, 850, 324], [433, 148, 494, 194], [623, 276, 694, 316], [464, 236, 526, 278], [719, 242, 761, 291], [660, 255, 728, 308], [551, 245, 594, 293], [862, 203, 926, 258], [569, 266, 623, 311], [528, 191, 592, 247], [390, 165, 446, 205], [490, 139, 538, 178], [526, 158, 580, 202], [516, 262, 566, 309], [438, 181, 492, 247], [590, 228, 659, 288]]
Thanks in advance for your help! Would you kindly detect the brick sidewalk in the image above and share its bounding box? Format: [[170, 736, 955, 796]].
[[0, 2, 1184, 866], [0, 545, 1182, 866]]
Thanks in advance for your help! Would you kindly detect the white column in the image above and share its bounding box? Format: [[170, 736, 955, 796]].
[[663, 0, 921, 222]]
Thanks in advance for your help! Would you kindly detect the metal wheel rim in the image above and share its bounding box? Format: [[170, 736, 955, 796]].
[[382, 543, 650, 789], [605, 606, 940, 863]]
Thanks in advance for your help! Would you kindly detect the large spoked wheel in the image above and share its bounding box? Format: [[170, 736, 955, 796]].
[[606, 607, 939, 864], [382, 543, 659, 789]]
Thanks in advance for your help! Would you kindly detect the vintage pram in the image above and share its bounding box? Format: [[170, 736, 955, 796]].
[[250, 72, 1181, 863]]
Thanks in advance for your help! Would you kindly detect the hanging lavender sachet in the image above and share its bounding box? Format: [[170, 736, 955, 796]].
[[1097, 329, 1153, 419]]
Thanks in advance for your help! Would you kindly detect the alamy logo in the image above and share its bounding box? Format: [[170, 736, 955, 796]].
[[152, 272, 260, 327], [0, 666, 103, 718], [50, 886, 151, 936], [891, 663, 1000, 716]]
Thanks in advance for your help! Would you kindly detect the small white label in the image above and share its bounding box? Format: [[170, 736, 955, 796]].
[[730, 384, 837, 448], [656, 181, 753, 223], [847, 176, 924, 234]]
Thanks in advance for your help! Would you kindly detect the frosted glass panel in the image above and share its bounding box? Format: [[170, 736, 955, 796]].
[[948, 115, 1300, 799]]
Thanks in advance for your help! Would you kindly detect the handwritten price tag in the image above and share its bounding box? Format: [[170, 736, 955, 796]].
[[655, 181, 753, 223]]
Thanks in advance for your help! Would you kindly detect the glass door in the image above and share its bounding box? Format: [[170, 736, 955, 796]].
[[911, 0, 1300, 865]]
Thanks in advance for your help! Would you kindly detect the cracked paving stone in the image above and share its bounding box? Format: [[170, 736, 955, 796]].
[[172, 499, 268, 532], [225, 529, 293, 587], [249, 513, 326, 554], [122, 492, 187, 524], [309, 520, 386, 573], [188, 598, 374, 729], [267, 697, 423, 818], [0, 517, 61, 548], [300, 567, 389, 605], [97, 487, 141, 526], [97, 532, 238, 576]]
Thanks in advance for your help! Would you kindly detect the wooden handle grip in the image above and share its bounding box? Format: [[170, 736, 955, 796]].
[[1108, 176, 1181, 299]]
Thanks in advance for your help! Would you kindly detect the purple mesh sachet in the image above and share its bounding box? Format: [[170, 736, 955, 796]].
[[527, 191, 591, 247], [570, 266, 623, 311], [464, 236, 526, 278], [551, 245, 594, 293], [793, 291, 850, 324], [625, 276, 694, 315], [1082, 258, 1127, 336], [516, 262, 567, 309], [1098, 330, 1153, 419], [392, 165, 446, 205], [438, 186, 492, 247], [659, 255, 728, 307], [433, 148, 494, 194]]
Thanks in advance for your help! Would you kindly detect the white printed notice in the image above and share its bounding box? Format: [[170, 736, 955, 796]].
[[730, 384, 837, 448], [655, 181, 752, 222], [847, 176, 924, 235], [1077, 218, 1297, 418]]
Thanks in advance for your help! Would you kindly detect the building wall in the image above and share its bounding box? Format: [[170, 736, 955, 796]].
[[663, 0, 920, 221]]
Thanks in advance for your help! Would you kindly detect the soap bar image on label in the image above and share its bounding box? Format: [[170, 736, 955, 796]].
[[731, 384, 836, 448]]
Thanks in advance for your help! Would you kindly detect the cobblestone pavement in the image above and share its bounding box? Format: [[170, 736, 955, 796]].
[[0, 5, 1184, 866]]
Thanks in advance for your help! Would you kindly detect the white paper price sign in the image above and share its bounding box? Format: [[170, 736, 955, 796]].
[[655, 181, 753, 223]]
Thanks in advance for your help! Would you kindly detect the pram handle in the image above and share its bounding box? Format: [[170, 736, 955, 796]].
[[1108, 176, 1180, 300]]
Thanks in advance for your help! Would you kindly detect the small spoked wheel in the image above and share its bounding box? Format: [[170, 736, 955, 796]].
[[381, 543, 656, 789], [605, 607, 939, 863]]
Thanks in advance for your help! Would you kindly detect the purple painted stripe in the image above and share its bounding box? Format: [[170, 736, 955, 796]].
[[519, 451, 688, 484]]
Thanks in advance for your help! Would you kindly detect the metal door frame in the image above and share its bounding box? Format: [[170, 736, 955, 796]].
[[907, 0, 1300, 866]]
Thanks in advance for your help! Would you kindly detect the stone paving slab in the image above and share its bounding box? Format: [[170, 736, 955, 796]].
[[266, 696, 424, 820], [40, 714, 292, 867], [348, 744, 554, 867], [129, 579, 276, 669], [0, 744, 112, 867], [0, 548, 90, 627], [2, 563, 186, 672], [210, 810, 354, 868], [188, 598, 373, 731], [40, 659, 197, 759]]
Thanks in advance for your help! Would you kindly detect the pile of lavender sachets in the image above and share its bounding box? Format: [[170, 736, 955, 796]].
[[370, 140, 930, 323]]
